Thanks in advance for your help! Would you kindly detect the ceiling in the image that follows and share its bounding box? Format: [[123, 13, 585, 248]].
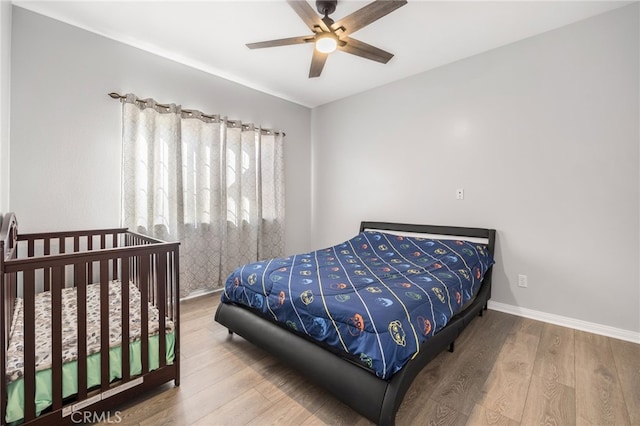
[[13, 0, 633, 108]]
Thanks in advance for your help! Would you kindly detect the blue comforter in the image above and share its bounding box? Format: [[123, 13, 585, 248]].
[[221, 230, 494, 379]]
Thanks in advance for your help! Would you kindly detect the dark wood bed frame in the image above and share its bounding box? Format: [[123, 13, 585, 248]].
[[215, 221, 496, 426], [0, 212, 180, 425]]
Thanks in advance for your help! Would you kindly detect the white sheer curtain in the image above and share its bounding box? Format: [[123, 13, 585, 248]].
[[120, 94, 285, 297]]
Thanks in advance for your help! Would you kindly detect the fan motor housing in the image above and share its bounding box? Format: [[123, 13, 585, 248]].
[[316, 0, 337, 16]]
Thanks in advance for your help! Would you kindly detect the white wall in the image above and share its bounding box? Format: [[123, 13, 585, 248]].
[[9, 4, 640, 336], [0, 1, 11, 214], [10, 6, 312, 254], [312, 5, 640, 335]]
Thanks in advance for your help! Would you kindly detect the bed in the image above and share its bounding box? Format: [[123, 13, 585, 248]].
[[215, 221, 496, 425], [1, 213, 180, 425]]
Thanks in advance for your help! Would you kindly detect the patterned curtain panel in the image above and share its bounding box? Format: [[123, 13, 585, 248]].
[[120, 94, 285, 297]]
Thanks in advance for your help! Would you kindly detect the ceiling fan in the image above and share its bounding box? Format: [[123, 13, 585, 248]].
[[246, 0, 408, 78]]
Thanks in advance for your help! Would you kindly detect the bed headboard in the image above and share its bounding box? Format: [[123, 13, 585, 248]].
[[359, 221, 496, 255]]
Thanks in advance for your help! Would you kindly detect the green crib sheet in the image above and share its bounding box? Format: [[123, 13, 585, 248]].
[[5, 332, 175, 423]]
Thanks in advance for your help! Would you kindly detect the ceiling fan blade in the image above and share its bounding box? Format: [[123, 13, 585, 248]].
[[287, 0, 330, 33], [309, 49, 329, 78], [332, 0, 407, 37], [246, 36, 314, 49], [339, 37, 394, 64]]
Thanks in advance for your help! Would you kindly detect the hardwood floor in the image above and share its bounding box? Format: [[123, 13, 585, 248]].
[[99, 294, 640, 426]]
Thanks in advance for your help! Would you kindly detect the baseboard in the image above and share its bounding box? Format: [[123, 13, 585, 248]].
[[180, 288, 222, 301], [488, 301, 640, 344]]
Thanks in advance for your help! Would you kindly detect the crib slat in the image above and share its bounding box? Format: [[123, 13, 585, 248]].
[[173, 246, 181, 386], [74, 260, 84, 292], [167, 252, 173, 321], [43, 239, 51, 292], [157, 253, 167, 368], [51, 265, 63, 410], [149, 255, 156, 306], [100, 260, 110, 391], [140, 254, 149, 375], [88, 235, 93, 281], [23, 269, 36, 421], [121, 256, 131, 382], [77, 263, 88, 400], [27, 239, 34, 258], [112, 260, 118, 281], [111, 233, 118, 278]]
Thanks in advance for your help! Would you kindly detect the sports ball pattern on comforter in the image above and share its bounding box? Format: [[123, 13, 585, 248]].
[[222, 231, 494, 379]]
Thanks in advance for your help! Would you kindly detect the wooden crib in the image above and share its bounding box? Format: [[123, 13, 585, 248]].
[[0, 213, 180, 425]]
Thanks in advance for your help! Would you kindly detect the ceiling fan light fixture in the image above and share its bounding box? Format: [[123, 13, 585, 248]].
[[315, 33, 338, 53], [247, 0, 407, 77]]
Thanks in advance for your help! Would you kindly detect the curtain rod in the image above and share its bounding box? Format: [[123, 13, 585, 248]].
[[108, 92, 285, 137]]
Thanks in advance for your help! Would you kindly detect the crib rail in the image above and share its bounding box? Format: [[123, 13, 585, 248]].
[[1, 213, 180, 425]]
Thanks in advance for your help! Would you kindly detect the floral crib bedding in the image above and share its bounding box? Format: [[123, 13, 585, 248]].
[[5, 280, 174, 384]]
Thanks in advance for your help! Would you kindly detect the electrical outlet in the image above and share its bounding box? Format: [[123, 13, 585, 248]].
[[518, 274, 528, 288], [456, 188, 464, 200]]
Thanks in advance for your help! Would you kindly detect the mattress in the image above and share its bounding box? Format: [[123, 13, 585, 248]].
[[222, 230, 494, 380], [4, 280, 175, 423]]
